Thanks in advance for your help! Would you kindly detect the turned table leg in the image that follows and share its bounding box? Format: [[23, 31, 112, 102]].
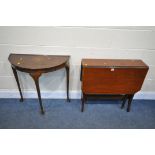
[[65, 64, 70, 102], [30, 72, 45, 114], [127, 94, 134, 112], [11, 67, 23, 102]]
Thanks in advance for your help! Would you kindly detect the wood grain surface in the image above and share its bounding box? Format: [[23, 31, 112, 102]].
[[8, 53, 70, 70], [81, 59, 149, 94]]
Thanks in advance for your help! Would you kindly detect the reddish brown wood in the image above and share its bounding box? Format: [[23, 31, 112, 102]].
[[82, 59, 148, 68], [82, 67, 148, 94], [8, 53, 70, 114], [81, 59, 149, 112]]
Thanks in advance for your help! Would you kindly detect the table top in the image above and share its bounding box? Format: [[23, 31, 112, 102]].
[[82, 59, 148, 68], [8, 53, 70, 70]]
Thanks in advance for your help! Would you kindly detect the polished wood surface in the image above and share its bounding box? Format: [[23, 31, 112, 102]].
[[81, 59, 148, 94], [82, 59, 148, 68], [9, 54, 70, 71], [81, 58, 149, 112], [9, 53, 70, 114], [82, 67, 148, 94]]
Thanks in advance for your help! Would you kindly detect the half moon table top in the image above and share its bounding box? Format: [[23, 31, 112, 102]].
[[8, 53, 70, 70]]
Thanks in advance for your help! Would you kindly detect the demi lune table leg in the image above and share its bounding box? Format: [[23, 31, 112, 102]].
[[65, 64, 70, 102], [11, 67, 23, 102], [30, 72, 45, 114]]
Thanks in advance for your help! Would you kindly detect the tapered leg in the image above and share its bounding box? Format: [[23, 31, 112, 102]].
[[121, 95, 128, 109], [81, 93, 86, 112], [127, 94, 134, 112], [65, 64, 70, 102], [12, 67, 23, 102], [30, 72, 45, 114]]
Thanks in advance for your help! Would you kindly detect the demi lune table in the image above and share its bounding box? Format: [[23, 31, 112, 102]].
[[8, 53, 70, 114]]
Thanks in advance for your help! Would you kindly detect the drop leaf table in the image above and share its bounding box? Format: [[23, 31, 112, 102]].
[[80, 59, 149, 112]]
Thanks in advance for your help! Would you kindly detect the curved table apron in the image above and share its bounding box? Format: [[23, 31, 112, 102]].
[[8, 54, 70, 114]]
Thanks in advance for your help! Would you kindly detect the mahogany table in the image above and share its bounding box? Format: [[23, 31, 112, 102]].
[[8, 53, 70, 114], [80, 59, 149, 112]]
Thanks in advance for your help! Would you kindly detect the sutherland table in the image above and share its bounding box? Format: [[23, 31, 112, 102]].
[[8, 53, 70, 114], [80, 59, 149, 112]]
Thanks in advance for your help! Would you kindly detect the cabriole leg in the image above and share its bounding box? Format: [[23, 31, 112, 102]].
[[12, 67, 23, 102], [30, 72, 45, 114]]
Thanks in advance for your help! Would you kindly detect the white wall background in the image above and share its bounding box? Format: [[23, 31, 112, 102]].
[[0, 26, 155, 99]]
